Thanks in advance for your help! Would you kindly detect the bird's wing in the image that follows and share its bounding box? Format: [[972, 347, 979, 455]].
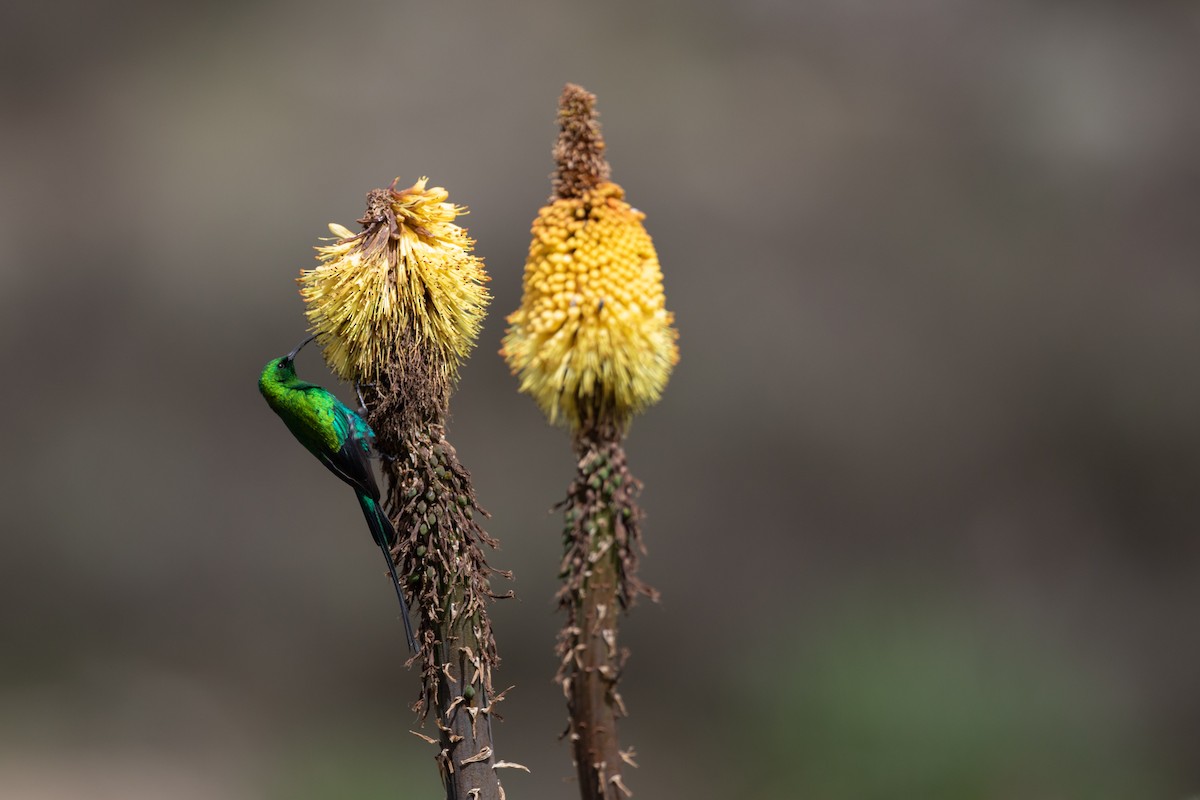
[[326, 402, 383, 500]]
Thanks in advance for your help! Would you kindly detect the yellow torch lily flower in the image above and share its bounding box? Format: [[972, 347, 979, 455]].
[[503, 180, 678, 430], [299, 177, 489, 384]]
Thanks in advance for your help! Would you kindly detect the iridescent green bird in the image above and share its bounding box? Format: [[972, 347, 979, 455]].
[[259, 335, 417, 652]]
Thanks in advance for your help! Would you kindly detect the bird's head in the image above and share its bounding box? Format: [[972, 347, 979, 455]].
[[260, 335, 316, 386]]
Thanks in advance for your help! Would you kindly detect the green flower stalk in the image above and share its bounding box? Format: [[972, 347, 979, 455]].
[[503, 84, 678, 800], [300, 178, 512, 800]]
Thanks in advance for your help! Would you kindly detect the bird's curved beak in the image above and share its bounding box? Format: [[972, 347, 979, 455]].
[[285, 334, 317, 363]]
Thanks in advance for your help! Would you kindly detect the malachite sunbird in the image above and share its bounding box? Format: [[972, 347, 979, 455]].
[[259, 335, 417, 652]]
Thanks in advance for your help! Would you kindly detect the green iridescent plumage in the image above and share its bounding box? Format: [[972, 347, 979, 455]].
[[259, 336, 416, 652]]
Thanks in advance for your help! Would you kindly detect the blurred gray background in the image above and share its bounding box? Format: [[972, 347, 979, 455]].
[[3, 1, 1199, 798]]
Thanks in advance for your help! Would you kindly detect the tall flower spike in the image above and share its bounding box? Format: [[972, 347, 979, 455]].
[[504, 83, 674, 800], [503, 89, 678, 431], [300, 180, 511, 800], [300, 177, 489, 386]]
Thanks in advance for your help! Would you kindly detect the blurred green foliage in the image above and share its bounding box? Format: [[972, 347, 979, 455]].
[[749, 603, 1169, 799], [269, 726, 441, 800]]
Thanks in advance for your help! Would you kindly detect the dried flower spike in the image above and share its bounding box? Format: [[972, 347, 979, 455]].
[[503, 89, 678, 431], [299, 177, 489, 383]]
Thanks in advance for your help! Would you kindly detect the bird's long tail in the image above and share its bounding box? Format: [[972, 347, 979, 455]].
[[357, 492, 418, 653]]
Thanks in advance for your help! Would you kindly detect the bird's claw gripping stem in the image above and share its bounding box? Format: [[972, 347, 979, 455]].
[[355, 381, 372, 414]]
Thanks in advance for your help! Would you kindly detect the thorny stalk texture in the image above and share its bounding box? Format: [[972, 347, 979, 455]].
[[557, 422, 657, 800], [365, 371, 510, 800]]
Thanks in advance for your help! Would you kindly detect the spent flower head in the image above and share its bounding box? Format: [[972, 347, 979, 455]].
[[299, 178, 489, 383], [503, 85, 677, 430]]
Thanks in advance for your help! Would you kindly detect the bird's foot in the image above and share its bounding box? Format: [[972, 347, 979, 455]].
[[354, 381, 378, 415]]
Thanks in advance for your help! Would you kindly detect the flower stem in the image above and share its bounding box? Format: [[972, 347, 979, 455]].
[[362, 367, 510, 800], [558, 423, 657, 799]]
